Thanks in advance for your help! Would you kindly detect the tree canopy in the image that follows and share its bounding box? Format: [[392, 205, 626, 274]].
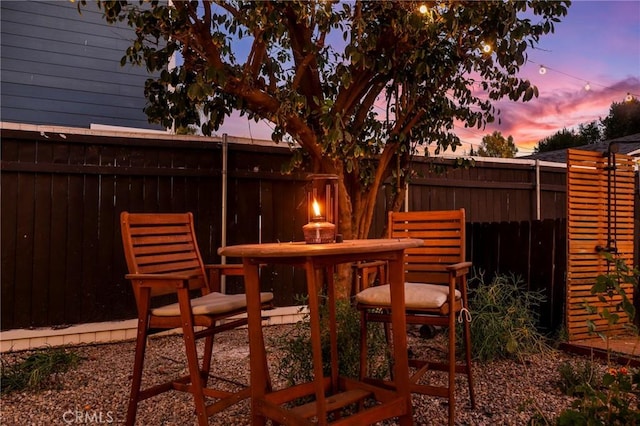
[[474, 131, 518, 158], [534, 121, 600, 153], [602, 98, 640, 140], [82, 0, 570, 242]]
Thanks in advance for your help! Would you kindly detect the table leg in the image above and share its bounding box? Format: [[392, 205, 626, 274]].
[[305, 260, 328, 426], [388, 253, 413, 426], [325, 266, 339, 393], [243, 259, 268, 426]]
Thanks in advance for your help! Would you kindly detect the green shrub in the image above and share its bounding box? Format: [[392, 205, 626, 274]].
[[465, 272, 551, 362], [271, 295, 389, 387], [1, 347, 81, 394]]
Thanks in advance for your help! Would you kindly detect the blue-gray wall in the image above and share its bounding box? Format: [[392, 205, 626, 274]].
[[1, 0, 162, 130]]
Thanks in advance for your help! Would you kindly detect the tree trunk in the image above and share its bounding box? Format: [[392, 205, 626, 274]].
[[332, 172, 405, 299]]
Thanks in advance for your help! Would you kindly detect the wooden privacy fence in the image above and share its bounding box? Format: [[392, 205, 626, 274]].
[[0, 124, 606, 332], [467, 219, 566, 332], [405, 157, 567, 222], [566, 149, 637, 340], [0, 127, 309, 329]]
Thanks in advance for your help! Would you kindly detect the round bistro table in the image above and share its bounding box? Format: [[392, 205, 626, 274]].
[[219, 238, 423, 426]]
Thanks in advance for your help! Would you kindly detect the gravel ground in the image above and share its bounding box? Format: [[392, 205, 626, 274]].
[[0, 324, 613, 425]]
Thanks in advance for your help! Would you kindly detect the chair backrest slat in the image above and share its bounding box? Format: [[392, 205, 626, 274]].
[[121, 212, 208, 297], [388, 209, 466, 285]]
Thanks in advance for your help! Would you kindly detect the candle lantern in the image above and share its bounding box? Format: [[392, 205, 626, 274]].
[[303, 174, 339, 244]]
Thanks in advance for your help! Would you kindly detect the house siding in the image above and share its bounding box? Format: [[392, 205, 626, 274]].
[[0, 0, 162, 130]]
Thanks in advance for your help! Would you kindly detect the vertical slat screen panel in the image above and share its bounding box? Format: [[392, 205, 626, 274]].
[[566, 149, 636, 340]]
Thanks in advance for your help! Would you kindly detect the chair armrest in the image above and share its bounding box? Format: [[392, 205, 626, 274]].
[[205, 264, 245, 275], [446, 261, 472, 277], [125, 271, 201, 290], [205, 263, 245, 293], [352, 260, 388, 292], [353, 260, 388, 270], [126, 271, 201, 280]]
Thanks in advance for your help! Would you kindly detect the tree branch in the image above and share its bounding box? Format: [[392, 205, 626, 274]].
[[285, 5, 323, 112]]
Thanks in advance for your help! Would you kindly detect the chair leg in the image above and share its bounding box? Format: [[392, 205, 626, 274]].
[[177, 288, 209, 426], [463, 314, 475, 408], [127, 304, 150, 426], [127, 327, 148, 426], [201, 335, 215, 385], [447, 316, 456, 426], [359, 312, 368, 381], [182, 325, 209, 426], [384, 321, 394, 381]]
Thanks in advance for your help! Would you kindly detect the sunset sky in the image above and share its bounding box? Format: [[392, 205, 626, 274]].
[[466, 0, 640, 156], [216, 1, 640, 157]]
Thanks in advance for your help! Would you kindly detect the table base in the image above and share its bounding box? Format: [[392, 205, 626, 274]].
[[257, 376, 409, 425]]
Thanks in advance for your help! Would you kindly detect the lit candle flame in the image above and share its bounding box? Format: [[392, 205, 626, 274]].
[[312, 200, 322, 218]]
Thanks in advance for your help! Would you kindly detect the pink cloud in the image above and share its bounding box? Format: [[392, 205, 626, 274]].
[[474, 77, 639, 153]]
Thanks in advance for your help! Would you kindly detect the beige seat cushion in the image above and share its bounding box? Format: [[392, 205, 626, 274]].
[[356, 283, 460, 309], [152, 291, 274, 317]]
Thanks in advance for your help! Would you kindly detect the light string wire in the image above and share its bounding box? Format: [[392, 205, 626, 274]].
[[527, 58, 640, 99]]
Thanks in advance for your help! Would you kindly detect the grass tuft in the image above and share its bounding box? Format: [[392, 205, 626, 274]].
[[1, 347, 81, 394]]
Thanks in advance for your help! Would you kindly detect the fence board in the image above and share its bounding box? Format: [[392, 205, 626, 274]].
[[49, 173, 68, 325], [33, 171, 53, 326], [530, 220, 557, 331], [1, 169, 18, 328], [65, 175, 85, 324], [14, 172, 35, 327], [499, 221, 530, 279]]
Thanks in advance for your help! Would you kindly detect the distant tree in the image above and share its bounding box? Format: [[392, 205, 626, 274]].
[[477, 131, 517, 158], [577, 120, 602, 144], [602, 98, 640, 139], [176, 125, 199, 135], [534, 120, 601, 153], [534, 128, 583, 153]]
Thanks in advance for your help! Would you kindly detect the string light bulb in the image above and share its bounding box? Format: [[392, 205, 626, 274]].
[[625, 93, 634, 102], [418, 4, 435, 21], [481, 41, 492, 54], [538, 65, 547, 75]]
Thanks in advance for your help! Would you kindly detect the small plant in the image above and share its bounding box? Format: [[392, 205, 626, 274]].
[[557, 358, 602, 397], [556, 365, 640, 425], [271, 295, 389, 387], [1, 347, 81, 394], [465, 272, 551, 362], [584, 252, 638, 339]]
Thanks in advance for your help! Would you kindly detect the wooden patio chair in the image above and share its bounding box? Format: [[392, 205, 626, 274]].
[[355, 209, 475, 425], [120, 212, 274, 426]]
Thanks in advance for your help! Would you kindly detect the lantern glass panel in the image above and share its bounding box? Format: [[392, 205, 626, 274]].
[[303, 174, 338, 243]]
